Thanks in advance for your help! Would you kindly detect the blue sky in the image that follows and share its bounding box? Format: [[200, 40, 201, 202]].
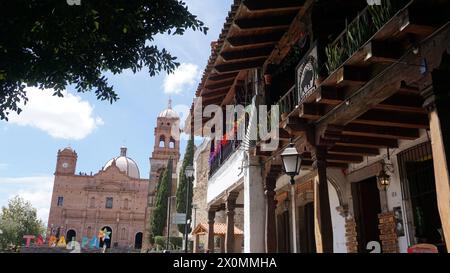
[[0, 0, 232, 223]]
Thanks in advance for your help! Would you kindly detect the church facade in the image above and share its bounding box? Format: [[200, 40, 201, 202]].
[[47, 101, 180, 251]]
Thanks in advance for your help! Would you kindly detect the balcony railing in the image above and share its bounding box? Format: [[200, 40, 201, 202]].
[[325, 0, 410, 73], [209, 139, 241, 177], [266, 85, 296, 133]]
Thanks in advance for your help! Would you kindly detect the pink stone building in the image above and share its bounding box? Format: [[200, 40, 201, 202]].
[[47, 101, 180, 251], [47, 146, 151, 250]]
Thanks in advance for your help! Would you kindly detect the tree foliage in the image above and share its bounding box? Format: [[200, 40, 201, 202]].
[[176, 136, 195, 235], [0, 1, 208, 120], [0, 196, 45, 251], [150, 158, 173, 237]]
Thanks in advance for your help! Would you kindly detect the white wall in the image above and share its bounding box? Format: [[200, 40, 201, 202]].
[[328, 181, 347, 253], [206, 150, 244, 204]]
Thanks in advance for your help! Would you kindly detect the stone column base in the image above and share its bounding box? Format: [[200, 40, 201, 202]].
[[378, 212, 398, 253], [345, 217, 358, 253]]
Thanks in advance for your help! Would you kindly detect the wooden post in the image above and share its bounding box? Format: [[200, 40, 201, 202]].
[[422, 58, 450, 252], [225, 192, 238, 253], [265, 172, 278, 253], [207, 208, 216, 253], [312, 146, 334, 253]]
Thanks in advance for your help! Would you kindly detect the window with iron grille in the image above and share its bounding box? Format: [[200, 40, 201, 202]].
[[397, 141, 444, 246]]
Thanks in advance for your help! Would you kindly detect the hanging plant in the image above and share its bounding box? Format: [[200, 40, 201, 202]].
[[368, 0, 394, 30]]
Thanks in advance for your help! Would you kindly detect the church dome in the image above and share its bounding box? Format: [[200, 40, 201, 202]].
[[103, 147, 140, 179], [158, 99, 179, 119]]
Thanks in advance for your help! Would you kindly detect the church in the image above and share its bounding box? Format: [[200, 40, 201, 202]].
[[47, 101, 180, 251]]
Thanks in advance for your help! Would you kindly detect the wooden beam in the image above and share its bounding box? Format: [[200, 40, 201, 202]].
[[278, 128, 292, 140], [214, 58, 266, 73], [202, 94, 227, 104], [264, 0, 313, 67], [316, 86, 344, 105], [281, 116, 308, 135], [373, 93, 426, 114], [221, 46, 274, 62], [327, 162, 349, 169], [328, 145, 379, 156], [337, 123, 420, 140], [354, 109, 429, 129], [364, 40, 402, 63], [301, 159, 313, 167], [399, 8, 439, 37], [243, 0, 304, 11], [336, 66, 369, 86], [235, 15, 294, 30], [208, 72, 238, 82], [205, 79, 235, 90], [330, 135, 399, 148], [299, 103, 325, 119], [201, 87, 229, 96], [315, 23, 450, 144], [326, 154, 364, 163], [227, 31, 284, 47]]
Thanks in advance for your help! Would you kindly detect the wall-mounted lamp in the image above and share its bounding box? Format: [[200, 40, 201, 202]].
[[377, 161, 394, 191]]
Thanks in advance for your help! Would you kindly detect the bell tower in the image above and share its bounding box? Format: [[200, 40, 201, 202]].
[[55, 147, 77, 175], [149, 98, 180, 185]]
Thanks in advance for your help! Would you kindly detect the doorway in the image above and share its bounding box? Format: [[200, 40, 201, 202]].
[[277, 210, 291, 252], [66, 229, 76, 243], [299, 202, 316, 253], [134, 232, 143, 249], [398, 142, 445, 250], [351, 176, 381, 252]]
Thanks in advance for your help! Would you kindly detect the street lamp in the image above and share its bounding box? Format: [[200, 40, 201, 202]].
[[280, 140, 302, 253], [281, 140, 302, 185], [184, 165, 195, 253]]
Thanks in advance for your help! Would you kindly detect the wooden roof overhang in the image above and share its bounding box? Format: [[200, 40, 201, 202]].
[[187, 0, 313, 135], [257, 0, 450, 171]]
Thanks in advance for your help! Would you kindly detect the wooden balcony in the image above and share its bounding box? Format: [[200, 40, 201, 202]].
[[209, 140, 242, 178]]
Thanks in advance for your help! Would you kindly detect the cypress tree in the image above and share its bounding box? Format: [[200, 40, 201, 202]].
[[176, 137, 195, 234], [150, 158, 173, 236]]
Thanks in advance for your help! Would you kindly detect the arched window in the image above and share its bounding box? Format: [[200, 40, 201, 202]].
[[159, 135, 165, 148], [89, 197, 95, 208], [169, 137, 175, 149], [123, 198, 129, 209]]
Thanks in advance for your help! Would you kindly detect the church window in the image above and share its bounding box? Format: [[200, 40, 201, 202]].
[[57, 196, 64, 207], [105, 197, 113, 209], [123, 198, 129, 209], [169, 137, 175, 149]]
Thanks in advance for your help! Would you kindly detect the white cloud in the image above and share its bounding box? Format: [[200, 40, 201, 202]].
[[0, 176, 53, 224], [163, 63, 200, 94], [8, 87, 103, 140]]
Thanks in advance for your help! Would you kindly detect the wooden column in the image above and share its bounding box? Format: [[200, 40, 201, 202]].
[[225, 192, 238, 253], [312, 146, 334, 253], [207, 208, 216, 253], [422, 58, 450, 252], [265, 172, 278, 253]]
